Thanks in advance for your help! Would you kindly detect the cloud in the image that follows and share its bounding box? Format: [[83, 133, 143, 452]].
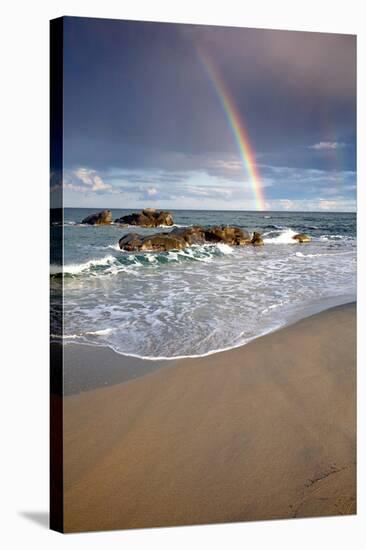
[[102, 155, 273, 187], [62, 19, 356, 194], [61, 168, 113, 193], [61, 161, 356, 213], [63, 182, 87, 193], [309, 141, 347, 150], [265, 198, 356, 212], [259, 163, 356, 190], [73, 168, 112, 191]]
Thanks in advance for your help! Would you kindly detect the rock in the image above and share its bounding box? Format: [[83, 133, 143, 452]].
[[115, 210, 174, 227], [170, 226, 206, 245], [118, 233, 144, 251], [120, 212, 152, 226], [119, 232, 186, 252], [119, 225, 259, 252], [171, 225, 251, 246], [81, 209, 113, 225], [204, 226, 252, 245], [251, 231, 264, 246], [156, 211, 174, 226], [140, 234, 186, 251], [293, 233, 311, 243]]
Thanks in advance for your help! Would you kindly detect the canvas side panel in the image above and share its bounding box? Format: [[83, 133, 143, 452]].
[[50, 16, 64, 533]]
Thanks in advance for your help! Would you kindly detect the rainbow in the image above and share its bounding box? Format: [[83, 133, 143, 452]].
[[198, 48, 266, 210]]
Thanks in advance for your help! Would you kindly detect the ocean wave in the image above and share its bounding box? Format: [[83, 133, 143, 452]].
[[53, 229, 355, 281], [216, 242, 234, 255], [50, 255, 118, 276], [51, 327, 114, 341], [264, 224, 286, 230], [60, 329, 279, 361], [51, 243, 240, 278], [58, 221, 90, 227], [319, 234, 354, 242], [263, 228, 299, 244], [106, 243, 121, 251], [85, 328, 114, 336], [160, 223, 187, 228], [60, 295, 355, 360], [50, 333, 80, 340], [295, 251, 355, 258]]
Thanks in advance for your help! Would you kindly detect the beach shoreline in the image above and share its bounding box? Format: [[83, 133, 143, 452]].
[[58, 297, 355, 394], [62, 302, 356, 532]]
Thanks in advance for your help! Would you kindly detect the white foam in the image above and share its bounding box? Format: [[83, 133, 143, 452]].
[[319, 234, 352, 242], [50, 333, 80, 339], [78, 321, 286, 362], [264, 228, 299, 244], [216, 243, 234, 255], [60, 214, 356, 360], [158, 223, 186, 228], [295, 251, 355, 258], [167, 251, 179, 261], [54, 255, 117, 275], [85, 328, 114, 336], [107, 242, 121, 251]]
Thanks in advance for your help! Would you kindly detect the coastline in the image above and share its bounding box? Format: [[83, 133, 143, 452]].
[[59, 297, 356, 394], [63, 302, 356, 531]]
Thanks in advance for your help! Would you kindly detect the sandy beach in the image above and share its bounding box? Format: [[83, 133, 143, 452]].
[[62, 303, 356, 532]]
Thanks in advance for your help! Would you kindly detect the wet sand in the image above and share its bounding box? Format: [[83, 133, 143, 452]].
[[62, 303, 356, 532]]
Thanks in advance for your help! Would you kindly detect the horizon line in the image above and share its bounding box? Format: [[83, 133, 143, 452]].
[[57, 206, 356, 214]]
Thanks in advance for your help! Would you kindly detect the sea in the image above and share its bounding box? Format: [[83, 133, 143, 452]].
[[50, 209, 356, 360]]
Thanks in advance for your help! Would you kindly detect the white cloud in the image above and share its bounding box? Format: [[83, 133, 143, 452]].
[[309, 141, 347, 150], [265, 198, 356, 212], [72, 168, 112, 192], [62, 163, 356, 212], [63, 182, 87, 193], [277, 199, 296, 210]]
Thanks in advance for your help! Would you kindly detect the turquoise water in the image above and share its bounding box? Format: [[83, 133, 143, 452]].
[[51, 209, 356, 358]]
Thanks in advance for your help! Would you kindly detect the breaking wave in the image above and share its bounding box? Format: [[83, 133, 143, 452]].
[[51, 243, 243, 278], [263, 228, 299, 244]]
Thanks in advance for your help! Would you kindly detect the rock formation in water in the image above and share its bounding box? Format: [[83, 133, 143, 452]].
[[119, 226, 259, 252], [115, 208, 174, 227], [81, 210, 113, 225]]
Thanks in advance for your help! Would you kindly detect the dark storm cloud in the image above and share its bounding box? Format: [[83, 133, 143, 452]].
[[62, 17, 356, 209]]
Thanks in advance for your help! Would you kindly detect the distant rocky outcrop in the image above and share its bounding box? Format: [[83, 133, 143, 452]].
[[115, 209, 174, 227], [81, 209, 113, 225], [293, 233, 311, 243], [119, 225, 260, 252]]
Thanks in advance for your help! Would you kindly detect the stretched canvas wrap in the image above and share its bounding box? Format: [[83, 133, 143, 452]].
[[50, 16, 357, 533]]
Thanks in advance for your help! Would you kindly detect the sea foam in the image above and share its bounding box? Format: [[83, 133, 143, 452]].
[[263, 228, 299, 244]]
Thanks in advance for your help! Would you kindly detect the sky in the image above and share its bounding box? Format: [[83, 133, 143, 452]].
[[57, 17, 356, 211]]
